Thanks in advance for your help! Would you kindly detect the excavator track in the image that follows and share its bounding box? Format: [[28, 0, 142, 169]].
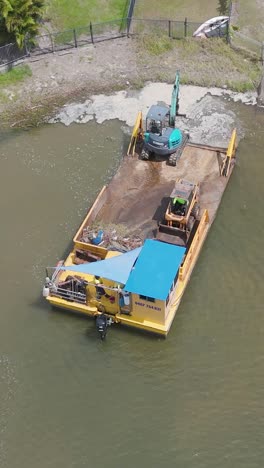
[[168, 133, 190, 166], [141, 148, 150, 160]]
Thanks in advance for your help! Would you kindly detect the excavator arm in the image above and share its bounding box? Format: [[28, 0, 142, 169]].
[[169, 71, 180, 127]]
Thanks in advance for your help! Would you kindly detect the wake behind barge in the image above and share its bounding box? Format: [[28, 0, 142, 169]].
[[43, 127, 237, 337]]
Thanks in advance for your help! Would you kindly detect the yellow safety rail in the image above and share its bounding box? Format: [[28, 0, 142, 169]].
[[127, 111, 143, 156], [221, 128, 237, 177], [179, 209, 209, 282]]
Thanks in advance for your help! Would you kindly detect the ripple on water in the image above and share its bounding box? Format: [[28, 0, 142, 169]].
[[0, 355, 18, 466]]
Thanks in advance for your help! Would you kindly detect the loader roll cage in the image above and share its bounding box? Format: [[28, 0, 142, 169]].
[[168, 184, 194, 216], [171, 197, 189, 216]]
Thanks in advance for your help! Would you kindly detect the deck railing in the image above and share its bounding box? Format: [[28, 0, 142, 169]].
[[52, 287, 86, 304], [73, 185, 108, 250], [179, 209, 209, 282], [220, 128, 237, 177]]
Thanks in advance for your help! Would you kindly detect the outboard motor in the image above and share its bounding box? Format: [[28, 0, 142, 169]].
[[96, 314, 112, 340], [42, 276, 53, 298]]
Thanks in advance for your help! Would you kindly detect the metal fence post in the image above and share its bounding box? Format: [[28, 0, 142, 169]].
[[90, 22, 94, 44], [184, 17, 187, 37], [51, 33, 54, 53], [168, 20, 171, 38], [73, 29, 77, 47], [127, 0, 135, 34], [226, 19, 230, 44], [228, 1, 233, 45], [228, 1, 233, 18], [127, 17, 130, 37], [24, 34, 30, 57]]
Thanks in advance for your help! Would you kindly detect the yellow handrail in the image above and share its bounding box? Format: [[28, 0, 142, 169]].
[[221, 128, 237, 177], [179, 209, 209, 282], [127, 111, 143, 156]]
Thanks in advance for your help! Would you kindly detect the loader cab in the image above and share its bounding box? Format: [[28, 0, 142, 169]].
[[171, 197, 188, 216], [167, 180, 196, 220]]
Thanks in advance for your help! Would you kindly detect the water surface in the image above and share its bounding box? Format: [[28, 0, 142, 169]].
[[0, 102, 263, 468]]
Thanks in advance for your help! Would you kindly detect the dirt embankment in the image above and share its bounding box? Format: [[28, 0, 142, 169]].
[[1, 38, 138, 128], [0, 35, 262, 128]]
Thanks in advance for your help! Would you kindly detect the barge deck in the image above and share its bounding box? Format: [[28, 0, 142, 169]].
[[89, 144, 232, 237], [43, 131, 237, 337]]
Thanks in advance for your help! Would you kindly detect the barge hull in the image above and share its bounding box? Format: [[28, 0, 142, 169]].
[[46, 134, 236, 336]]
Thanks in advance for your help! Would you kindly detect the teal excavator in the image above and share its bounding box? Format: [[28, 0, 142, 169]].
[[141, 72, 189, 166]]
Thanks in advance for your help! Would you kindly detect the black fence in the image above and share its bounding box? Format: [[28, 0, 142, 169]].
[[26, 18, 127, 57], [0, 16, 229, 68], [127, 0, 136, 30], [0, 42, 28, 67], [129, 17, 229, 39]]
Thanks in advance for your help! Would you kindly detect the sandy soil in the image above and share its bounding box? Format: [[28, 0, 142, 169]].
[[87, 145, 230, 241]]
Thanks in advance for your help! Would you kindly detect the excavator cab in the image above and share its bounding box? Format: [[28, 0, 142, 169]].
[[145, 106, 168, 135], [147, 118, 162, 135], [142, 105, 183, 163]]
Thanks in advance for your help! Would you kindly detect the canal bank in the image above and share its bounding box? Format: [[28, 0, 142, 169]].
[[0, 34, 261, 129]]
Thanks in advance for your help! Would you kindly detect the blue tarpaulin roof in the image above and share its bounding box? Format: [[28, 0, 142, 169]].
[[60, 247, 142, 285], [124, 239, 186, 300]]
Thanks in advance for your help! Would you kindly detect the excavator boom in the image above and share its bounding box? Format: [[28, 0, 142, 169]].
[[169, 71, 180, 127]]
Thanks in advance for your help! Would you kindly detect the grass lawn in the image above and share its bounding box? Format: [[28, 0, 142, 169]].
[[136, 35, 261, 92], [45, 0, 127, 30], [176, 38, 261, 91], [134, 0, 221, 22], [0, 65, 32, 87]]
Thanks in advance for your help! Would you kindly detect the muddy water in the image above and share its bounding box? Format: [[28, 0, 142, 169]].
[[0, 99, 264, 468]]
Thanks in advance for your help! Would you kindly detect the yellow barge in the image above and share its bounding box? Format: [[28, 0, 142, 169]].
[[43, 129, 237, 337]]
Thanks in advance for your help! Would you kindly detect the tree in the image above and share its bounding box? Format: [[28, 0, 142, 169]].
[[0, 0, 45, 48]]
